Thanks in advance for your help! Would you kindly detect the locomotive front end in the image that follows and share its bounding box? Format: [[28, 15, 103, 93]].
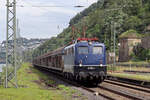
[[74, 39, 107, 84]]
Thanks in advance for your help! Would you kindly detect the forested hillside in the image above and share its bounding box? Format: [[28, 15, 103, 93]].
[[33, 0, 150, 57]]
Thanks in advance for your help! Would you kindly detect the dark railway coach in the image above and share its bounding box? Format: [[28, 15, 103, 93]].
[[33, 38, 107, 85]]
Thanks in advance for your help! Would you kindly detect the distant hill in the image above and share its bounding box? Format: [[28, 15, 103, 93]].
[[33, 0, 150, 57], [0, 37, 49, 63]]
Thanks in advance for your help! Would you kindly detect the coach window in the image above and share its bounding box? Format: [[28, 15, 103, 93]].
[[93, 46, 103, 54], [69, 48, 73, 55], [69, 48, 71, 55], [67, 49, 69, 55], [78, 46, 88, 54], [72, 47, 74, 55], [66, 49, 68, 55], [64, 50, 67, 55]]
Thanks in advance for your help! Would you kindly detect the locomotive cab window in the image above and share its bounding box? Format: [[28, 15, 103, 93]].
[[78, 46, 88, 54], [93, 46, 103, 54]]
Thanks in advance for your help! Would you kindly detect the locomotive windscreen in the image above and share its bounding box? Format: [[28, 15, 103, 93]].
[[78, 46, 88, 54], [93, 46, 103, 54]]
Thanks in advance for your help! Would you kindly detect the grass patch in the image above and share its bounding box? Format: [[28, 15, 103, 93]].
[[57, 84, 83, 99], [107, 66, 150, 72], [58, 84, 76, 95], [58, 84, 70, 91], [0, 88, 63, 100], [108, 73, 150, 82], [107, 65, 150, 82], [117, 61, 150, 65], [0, 63, 67, 100]]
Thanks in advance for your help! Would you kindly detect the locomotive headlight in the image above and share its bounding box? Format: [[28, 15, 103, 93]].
[[79, 60, 82, 67], [79, 64, 82, 67], [88, 42, 92, 45], [100, 64, 103, 67]]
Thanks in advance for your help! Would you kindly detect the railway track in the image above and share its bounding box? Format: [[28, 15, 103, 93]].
[[80, 78, 150, 100], [84, 83, 148, 100], [57, 77, 150, 100], [35, 66, 115, 99], [107, 75, 150, 87], [104, 80, 150, 93], [35, 66, 150, 100], [97, 85, 144, 100], [100, 80, 150, 100]]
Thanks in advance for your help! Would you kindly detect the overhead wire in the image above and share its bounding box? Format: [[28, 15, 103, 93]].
[[15, 0, 85, 8], [16, 5, 85, 8], [0, 0, 85, 8]]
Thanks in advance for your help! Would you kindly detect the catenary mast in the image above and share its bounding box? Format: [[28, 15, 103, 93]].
[[5, 0, 17, 88]]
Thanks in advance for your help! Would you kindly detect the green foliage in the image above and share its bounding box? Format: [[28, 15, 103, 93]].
[[133, 44, 150, 60], [122, 0, 142, 15], [33, 0, 150, 58], [109, 73, 150, 82], [124, 16, 142, 30], [0, 63, 66, 100], [58, 85, 70, 91], [119, 29, 142, 38]]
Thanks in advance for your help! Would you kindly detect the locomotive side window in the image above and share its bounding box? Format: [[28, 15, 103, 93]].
[[65, 47, 74, 55], [78, 46, 88, 54], [66, 49, 69, 55], [71, 47, 74, 55], [93, 46, 103, 54], [69, 48, 72, 54], [64, 50, 67, 55]]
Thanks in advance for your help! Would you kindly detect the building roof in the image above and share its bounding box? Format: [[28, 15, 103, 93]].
[[119, 29, 142, 39]]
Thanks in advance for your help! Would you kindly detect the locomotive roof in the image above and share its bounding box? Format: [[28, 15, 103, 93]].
[[64, 41, 105, 50], [75, 41, 104, 46]]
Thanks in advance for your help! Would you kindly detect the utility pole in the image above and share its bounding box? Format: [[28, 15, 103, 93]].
[[5, 0, 18, 88], [111, 21, 114, 52], [113, 22, 116, 66], [17, 19, 23, 67], [111, 21, 117, 67]]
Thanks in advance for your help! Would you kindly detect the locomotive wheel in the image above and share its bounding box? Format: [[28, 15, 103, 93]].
[[75, 75, 79, 81], [68, 73, 71, 80], [67, 73, 69, 80], [75, 75, 78, 81], [64, 73, 67, 79], [69, 73, 73, 81], [66, 73, 69, 79], [79, 76, 82, 82], [63, 73, 65, 78]]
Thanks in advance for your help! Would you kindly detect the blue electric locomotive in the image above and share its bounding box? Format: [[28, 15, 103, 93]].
[[63, 38, 107, 84], [33, 38, 107, 85]]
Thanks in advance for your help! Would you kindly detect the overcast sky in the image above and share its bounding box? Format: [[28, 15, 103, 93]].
[[0, 0, 98, 43]]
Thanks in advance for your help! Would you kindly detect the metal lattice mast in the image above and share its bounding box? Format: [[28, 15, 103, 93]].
[[5, 0, 17, 88]]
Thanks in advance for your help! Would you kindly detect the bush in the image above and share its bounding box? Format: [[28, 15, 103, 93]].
[[133, 44, 150, 60]]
